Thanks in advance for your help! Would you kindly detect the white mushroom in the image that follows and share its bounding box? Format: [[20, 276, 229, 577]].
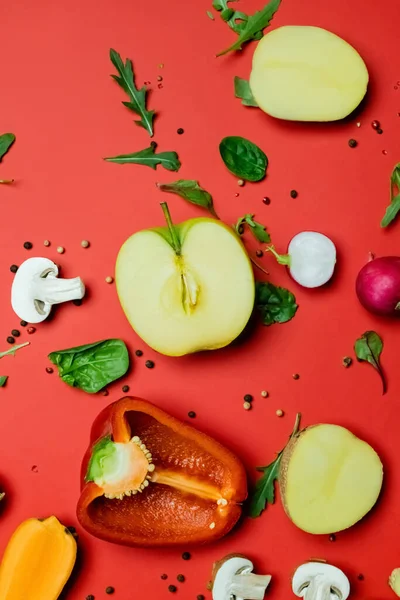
[[11, 257, 85, 323], [292, 562, 350, 600], [212, 554, 271, 600]]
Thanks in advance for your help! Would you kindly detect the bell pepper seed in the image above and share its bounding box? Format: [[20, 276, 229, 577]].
[[276, 409, 284, 417], [261, 390, 269, 398], [81, 240, 90, 248], [105, 276, 114, 284], [43, 240, 51, 247], [237, 179, 245, 187], [57, 246, 65, 254], [243, 401, 252, 411]]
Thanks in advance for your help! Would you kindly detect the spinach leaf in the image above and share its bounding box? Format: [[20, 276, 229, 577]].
[[354, 331, 386, 394], [220, 136, 267, 181], [157, 180, 218, 217], [48, 339, 130, 394], [249, 413, 301, 518], [0, 342, 29, 359], [256, 282, 298, 325], [0, 376, 8, 387], [217, 0, 282, 56], [381, 164, 400, 227], [0, 134, 15, 162], [110, 49, 155, 137], [234, 77, 258, 107], [105, 143, 181, 171]]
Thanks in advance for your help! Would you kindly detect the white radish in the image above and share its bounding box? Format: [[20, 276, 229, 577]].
[[267, 232, 336, 288]]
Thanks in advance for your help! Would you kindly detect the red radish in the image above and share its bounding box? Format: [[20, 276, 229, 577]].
[[356, 256, 400, 316]]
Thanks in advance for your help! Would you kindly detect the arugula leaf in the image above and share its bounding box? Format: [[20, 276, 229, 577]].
[[354, 331, 386, 394], [105, 143, 181, 171], [235, 214, 270, 243], [255, 281, 298, 325], [220, 136, 268, 181], [157, 180, 218, 217], [249, 413, 301, 518], [381, 164, 400, 227], [0, 134, 15, 162], [206, 10, 215, 19], [0, 342, 29, 359], [110, 49, 155, 138], [49, 339, 129, 394], [0, 376, 8, 387], [234, 77, 258, 107], [217, 0, 282, 56]]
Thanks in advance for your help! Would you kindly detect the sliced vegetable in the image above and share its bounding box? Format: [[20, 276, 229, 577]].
[[356, 256, 400, 316], [267, 232, 336, 288], [234, 214, 270, 243], [234, 76, 258, 107], [110, 49, 155, 137], [280, 424, 383, 534], [105, 143, 181, 171], [48, 339, 130, 394], [157, 180, 218, 217], [292, 563, 350, 600], [219, 136, 267, 182], [255, 281, 298, 325], [0, 516, 77, 600], [381, 164, 400, 228], [211, 555, 271, 600], [354, 331, 386, 394], [389, 568, 400, 596], [77, 397, 247, 546]]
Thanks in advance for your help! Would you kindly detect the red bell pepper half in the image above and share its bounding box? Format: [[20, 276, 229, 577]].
[[77, 397, 247, 547]]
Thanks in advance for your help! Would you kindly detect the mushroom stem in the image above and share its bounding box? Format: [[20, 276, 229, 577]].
[[32, 272, 85, 306], [231, 573, 272, 600], [303, 575, 332, 600]]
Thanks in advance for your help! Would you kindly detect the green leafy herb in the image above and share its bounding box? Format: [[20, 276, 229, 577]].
[[219, 136, 268, 182], [0, 342, 29, 359], [206, 10, 215, 19], [235, 214, 270, 243], [0, 134, 15, 162], [48, 339, 130, 394], [234, 76, 258, 107], [212, 0, 252, 36], [0, 376, 8, 387], [110, 48, 155, 137], [255, 281, 298, 325], [217, 0, 282, 56], [105, 143, 181, 171], [381, 164, 400, 228], [249, 413, 301, 518], [354, 331, 386, 394], [157, 180, 218, 217]]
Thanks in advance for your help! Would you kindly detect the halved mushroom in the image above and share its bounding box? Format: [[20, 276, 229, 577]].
[[212, 554, 271, 600], [11, 257, 85, 323], [292, 562, 350, 600]]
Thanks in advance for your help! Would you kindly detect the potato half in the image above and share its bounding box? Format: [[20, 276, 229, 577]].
[[280, 424, 383, 534], [250, 26, 369, 122]]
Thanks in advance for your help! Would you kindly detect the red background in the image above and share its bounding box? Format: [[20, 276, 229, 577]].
[[0, 0, 399, 598]]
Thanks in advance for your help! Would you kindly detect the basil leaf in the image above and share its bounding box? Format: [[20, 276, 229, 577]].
[[105, 143, 181, 172], [157, 180, 218, 217], [256, 282, 298, 325], [217, 0, 282, 56], [0, 342, 29, 359], [381, 164, 400, 227], [110, 49, 155, 137], [244, 214, 270, 242], [234, 77, 258, 107], [354, 331, 386, 394], [0, 376, 8, 387], [48, 339, 130, 394], [0, 134, 15, 162], [220, 136, 267, 182]]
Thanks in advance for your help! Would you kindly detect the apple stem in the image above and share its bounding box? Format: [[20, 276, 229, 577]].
[[160, 202, 181, 255]]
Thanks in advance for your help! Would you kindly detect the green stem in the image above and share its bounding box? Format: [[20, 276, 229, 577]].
[[0, 341, 30, 359], [160, 202, 181, 255], [265, 245, 291, 267]]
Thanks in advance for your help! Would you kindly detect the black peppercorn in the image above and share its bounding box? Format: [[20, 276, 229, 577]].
[[161, 574, 168, 580], [177, 574, 185, 582], [6, 336, 15, 345], [293, 373, 300, 380], [197, 596, 205, 600], [86, 595, 95, 600], [329, 534, 336, 542], [244, 394, 253, 402], [135, 349, 143, 357], [11, 329, 20, 337], [262, 197, 271, 205], [145, 360, 155, 369], [23, 241, 33, 250], [188, 411, 196, 418], [102, 389, 109, 396], [168, 585, 177, 593], [357, 574, 364, 581], [105, 587, 115, 595], [182, 551, 191, 560], [377, 128, 383, 134], [72, 299, 82, 306], [256, 250, 263, 258], [348, 139, 358, 148], [10, 265, 18, 273], [20, 320, 27, 327], [290, 189, 298, 198], [122, 385, 130, 393], [177, 128, 184, 135]]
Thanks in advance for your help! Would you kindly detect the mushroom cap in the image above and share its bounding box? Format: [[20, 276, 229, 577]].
[[11, 257, 59, 323], [292, 562, 350, 600], [212, 555, 254, 600]]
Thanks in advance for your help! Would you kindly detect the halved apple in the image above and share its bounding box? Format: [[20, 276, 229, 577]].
[[116, 204, 255, 356]]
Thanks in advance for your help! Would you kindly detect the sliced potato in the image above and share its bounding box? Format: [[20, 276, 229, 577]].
[[250, 26, 369, 122], [280, 424, 383, 534]]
